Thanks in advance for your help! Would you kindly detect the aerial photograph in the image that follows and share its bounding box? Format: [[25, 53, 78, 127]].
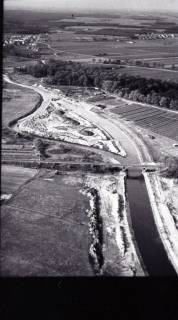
[[1, 0, 178, 277]]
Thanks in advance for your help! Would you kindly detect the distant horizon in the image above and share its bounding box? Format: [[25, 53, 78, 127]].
[[4, 0, 178, 14], [4, 7, 178, 15]]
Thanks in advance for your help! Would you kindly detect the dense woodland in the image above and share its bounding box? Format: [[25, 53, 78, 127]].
[[18, 60, 178, 110]]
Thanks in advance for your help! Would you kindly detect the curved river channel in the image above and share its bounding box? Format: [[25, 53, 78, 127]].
[[4, 74, 177, 276]]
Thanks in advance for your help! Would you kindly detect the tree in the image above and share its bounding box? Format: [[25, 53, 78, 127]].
[[111, 81, 118, 92], [160, 156, 178, 178], [159, 97, 170, 109], [170, 99, 178, 110], [33, 138, 47, 159], [135, 60, 142, 66], [150, 92, 161, 106], [79, 74, 88, 87], [128, 89, 140, 101], [102, 80, 113, 92], [146, 93, 152, 104]]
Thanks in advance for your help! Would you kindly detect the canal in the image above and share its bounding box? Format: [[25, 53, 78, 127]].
[[126, 169, 176, 276]]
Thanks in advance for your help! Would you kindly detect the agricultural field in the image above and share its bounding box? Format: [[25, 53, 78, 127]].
[[2, 82, 40, 127], [1, 127, 111, 165], [119, 66, 178, 82], [1, 143, 39, 163], [111, 101, 178, 141], [41, 33, 178, 81], [47, 38, 178, 56], [6, 71, 42, 87], [1, 168, 144, 276], [58, 12, 178, 26], [1, 165, 37, 202], [3, 56, 39, 70], [1, 171, 93, 276], [3, 11, 178, 83], [44, 140, 105, 163], [2, 80, 42, 162], [133, 57, 178, 64]]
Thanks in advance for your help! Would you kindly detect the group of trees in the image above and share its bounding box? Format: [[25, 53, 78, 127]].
[[4, 44, 39, 58], [33, 138, 48, 159], [18, 59, 178, 110], [160, 156, 178, 178]]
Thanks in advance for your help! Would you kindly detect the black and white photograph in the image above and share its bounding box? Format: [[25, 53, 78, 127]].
[[1, 0, 178, 278]]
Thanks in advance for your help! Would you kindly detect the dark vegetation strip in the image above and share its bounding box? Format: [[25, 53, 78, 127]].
[[118, 194, 130, 255], [120, 226, 130, 255], [17, 59, 178, 110], [1, 159, 122, 173], [85, 187, 104, 275]]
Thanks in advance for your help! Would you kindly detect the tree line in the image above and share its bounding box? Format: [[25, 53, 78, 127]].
[[18, 60, 178, 110]]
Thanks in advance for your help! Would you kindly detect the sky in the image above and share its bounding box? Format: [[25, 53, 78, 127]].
[[5, 0, 178, 12]]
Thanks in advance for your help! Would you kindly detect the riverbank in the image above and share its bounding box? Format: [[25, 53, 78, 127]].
[[82, 173, 144, 276], [144, 172, 178, 274]]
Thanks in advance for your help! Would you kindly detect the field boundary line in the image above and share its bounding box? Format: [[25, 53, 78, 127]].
[[3, 203, 88, 227]]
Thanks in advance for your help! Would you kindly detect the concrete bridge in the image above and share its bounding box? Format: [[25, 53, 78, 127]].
[[2, 158, 162, 173], [117, 163, 162, 171]]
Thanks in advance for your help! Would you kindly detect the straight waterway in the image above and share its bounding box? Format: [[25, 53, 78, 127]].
[[127, 169, 176, 276]]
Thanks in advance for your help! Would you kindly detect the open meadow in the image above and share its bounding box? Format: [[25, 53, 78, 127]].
[[1, 168, 144, 276], [2, 82, 40, 127], [119, 66, 178, 82], [1, 171, 93, 276], [1, 165, 37, 200]]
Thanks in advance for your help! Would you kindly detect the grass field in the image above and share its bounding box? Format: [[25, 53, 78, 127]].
[[1, 171, 93, 276], [1, 165, 37, 196], [53, 13, 178, 27], [2, 82, 40, 127], [132, 57, 178, 64], [45, 140, 104, 163], [50, 38, 178, 56], [119, 66, 178, 82], [3, 56, 39, 71], [45, 36, 178, 82]]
